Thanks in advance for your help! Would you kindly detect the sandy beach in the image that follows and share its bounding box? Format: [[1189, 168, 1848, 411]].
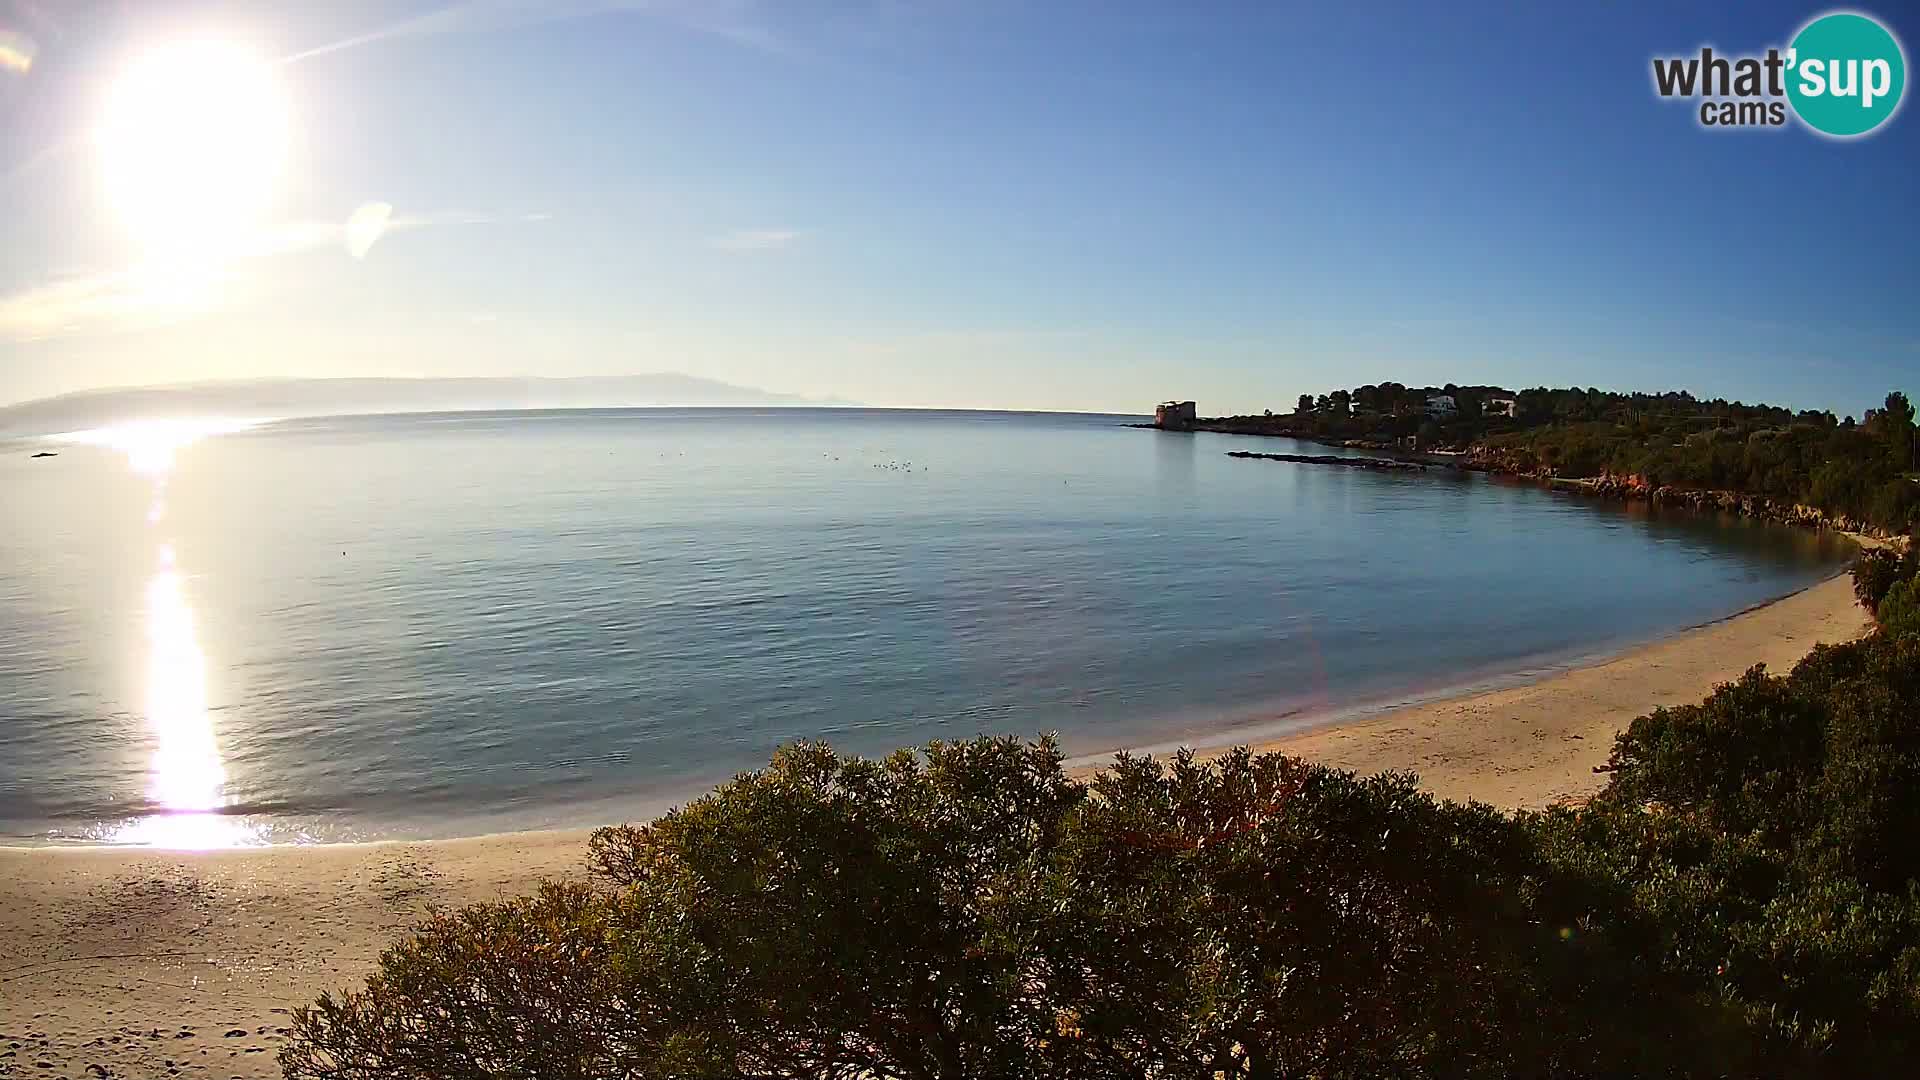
[[0, 572, 1872, 1080], [1198, 570, 1872, 807]]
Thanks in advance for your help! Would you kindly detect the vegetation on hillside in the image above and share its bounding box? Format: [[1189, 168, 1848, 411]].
[[284, 621, 1920, 1079], [1854, 546, 1919, 614], [1266, 385, 1920, 534], [1877, 579, 1920, 639]]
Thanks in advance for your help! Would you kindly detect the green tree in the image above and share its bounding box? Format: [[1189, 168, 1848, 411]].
[[1852, 547, 1908, 613], [1064, 751, 1705, 1077], [283, 739, 1715, 1079], [281, 631, 1920, 1079], [1880, 579, 1920, 638], [1460, 386, 1917, 530], [288, 738, 1087, 1080], [1538, 633, 1920, 1070], [278, 882, 674, 1080], [1296, 393, 1313, 414], [1885, 391, 1916, 472]]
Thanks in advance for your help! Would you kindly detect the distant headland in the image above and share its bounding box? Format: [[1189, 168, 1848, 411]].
[[1145, 383, 1920, 540], [0, 374, 858, 437]]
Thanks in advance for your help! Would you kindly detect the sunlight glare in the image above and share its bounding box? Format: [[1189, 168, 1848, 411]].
[[53, 417, 260, 475], [0, 29, 35, 74], [346, 202, 394, 259], [104, 547, 262, 849], [144, 568, 221, 804], [95, 39, 288, 261], [50, 418, 264, 845]]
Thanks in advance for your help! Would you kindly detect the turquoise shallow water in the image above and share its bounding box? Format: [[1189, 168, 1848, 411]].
[[0, 408, 1850, 845]]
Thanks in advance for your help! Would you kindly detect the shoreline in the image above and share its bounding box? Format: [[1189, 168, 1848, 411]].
[[1089, 569, 1870, 808], [0, 571, 1875, 1078], [1066, 564, 1850, 775], [1149, 421, 1910, 545], [0, 567, 1852, 853]]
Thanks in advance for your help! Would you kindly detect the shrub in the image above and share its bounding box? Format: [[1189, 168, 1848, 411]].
[[286, 634, 1920, 1078], [1871, 479, 1920, 534], [1852, 547, 1904, 613], [289, 737, 1088, 1080], [1047, 752, 1702, 1077], [277, 882, 655, 1080], [283, 740, 1707, 1079], [1598, 665, 1824, 842], [1879, 578, 1920, 639], [1540, 633, 1920, 1072]]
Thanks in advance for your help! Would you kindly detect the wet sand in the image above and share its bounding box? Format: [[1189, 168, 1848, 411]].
[[1167, 571, 1870, 808], [0, 573, 1872, 1079]]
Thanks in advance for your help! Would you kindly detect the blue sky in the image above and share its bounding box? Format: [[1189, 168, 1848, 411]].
[[0, 0, 1915, 415]]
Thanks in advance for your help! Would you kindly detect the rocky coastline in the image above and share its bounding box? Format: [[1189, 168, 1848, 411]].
[[1225, 450, 1427, 472], [1139, 420, 1905, 543], [1453, 446, 1905, 542]]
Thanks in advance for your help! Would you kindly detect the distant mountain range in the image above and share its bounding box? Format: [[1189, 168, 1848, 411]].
[[0, 375, 856, 435]]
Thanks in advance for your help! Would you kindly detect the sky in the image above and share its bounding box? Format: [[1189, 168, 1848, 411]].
[[0, 0, 1915, 416]]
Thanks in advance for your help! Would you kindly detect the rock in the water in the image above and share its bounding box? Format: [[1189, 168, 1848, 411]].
[[1225, 450, 1426, 472]]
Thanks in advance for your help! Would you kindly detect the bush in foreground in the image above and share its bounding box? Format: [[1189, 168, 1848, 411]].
[[1879, 578, 1920, 639], [1851, 546, 1915, 614], [284, 635, 1920, 1079], [1530, 632, 1920, 1073], [1852, 547, 1904, 612], [283, 741, 1706, 1079]]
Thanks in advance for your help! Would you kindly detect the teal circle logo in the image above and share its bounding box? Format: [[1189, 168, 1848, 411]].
[[1787, 12, 1907, 137]]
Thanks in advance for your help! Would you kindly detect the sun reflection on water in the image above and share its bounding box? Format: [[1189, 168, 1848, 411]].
[[113, 545, 262, 849], [65, 418, 267, 848], [53, 416, 259, 475]]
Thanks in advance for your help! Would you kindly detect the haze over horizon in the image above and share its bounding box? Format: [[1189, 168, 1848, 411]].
[[0, 372, 864, 436], [2, 1, 1916, 417], [0, 370, 1901, 424]]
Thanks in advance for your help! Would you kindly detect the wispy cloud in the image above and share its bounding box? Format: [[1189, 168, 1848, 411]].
[[224, 207, 477, 260], [281, 0, 791, 64], [712, 227, 805, 251], [0, 268, 220, 343], [0, 207, 542, 343], [839, 328, 1097, 355]]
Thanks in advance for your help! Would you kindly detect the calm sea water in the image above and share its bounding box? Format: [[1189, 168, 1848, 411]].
[[0, 408, 1850, 845]]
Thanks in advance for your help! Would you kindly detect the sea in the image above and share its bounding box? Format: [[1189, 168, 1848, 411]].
[[0, 408, 1852, 846]]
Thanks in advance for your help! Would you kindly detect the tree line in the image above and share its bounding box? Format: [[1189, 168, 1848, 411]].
[[1275, 385, 1919, 534]]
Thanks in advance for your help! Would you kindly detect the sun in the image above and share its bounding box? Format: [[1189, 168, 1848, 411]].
[[96, 39, 288, 260]]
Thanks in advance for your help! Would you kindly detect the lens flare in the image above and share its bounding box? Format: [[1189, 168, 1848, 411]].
[[0, 29, 35, 74], [346, 202, 394, 259]]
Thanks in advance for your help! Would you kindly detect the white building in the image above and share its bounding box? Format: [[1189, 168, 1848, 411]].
[[1486, 396, 1518, 418], [1424, 394, 1458, 418]]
